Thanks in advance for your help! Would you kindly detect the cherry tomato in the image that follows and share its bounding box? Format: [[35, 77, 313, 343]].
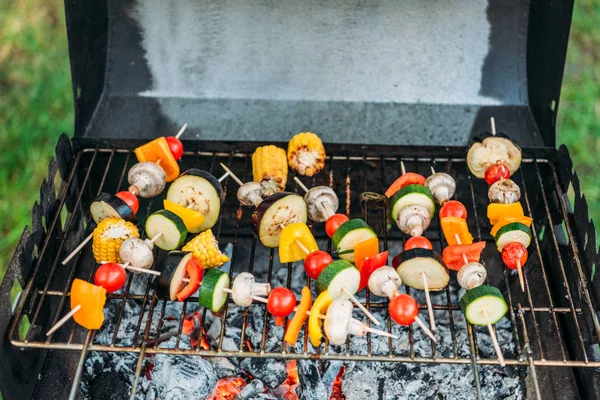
[[501, 242, 528, 270], [115, 191, 139, 214], [388, 294, 419, 326], [484, 162, 511, 185], [359, 251, 388, 290], [165, 136, 184, 160], [325, 214, 349, 238], [439, 200, 467, 219], [94, 263, 127, 293], [404, 236, 433, 251], [267, 287, 297, 326], [304, 251, 333, 280]]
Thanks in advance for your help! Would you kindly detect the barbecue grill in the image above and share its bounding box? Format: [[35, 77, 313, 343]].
[[1, 0, 599, 399]]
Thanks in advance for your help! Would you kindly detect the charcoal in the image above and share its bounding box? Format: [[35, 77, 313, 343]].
[[321, 360, 344, 398], [297, 360, 328, 400], [240, 358, 287, 390], [150, 354, 217, 399], [237, 379, 265, 399], [209, 357, 241, 378], [341, 362, 382, 399], [89, 370, 130, 400]]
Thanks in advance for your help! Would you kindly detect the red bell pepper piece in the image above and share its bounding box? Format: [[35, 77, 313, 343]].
[[385, 173, 426, 197], [359, 251, 389, 290], [176, 257, 204, 301], [442, 242, 486, 271]]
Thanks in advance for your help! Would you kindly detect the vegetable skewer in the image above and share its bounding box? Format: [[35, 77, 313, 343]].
[[293, 176, 338, 222]]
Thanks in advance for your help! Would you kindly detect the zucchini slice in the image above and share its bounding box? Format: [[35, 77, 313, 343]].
[[156, 251, 195, 301], [145, 210, 188, 251], [460, 285, 507, 325], [251, 192, 307, 248], [331, 219, 377, 262], [166, 169, 224, 232], [315, 260, 360, 299], [393, 248, 449, 291], [198, 269, 230, 312], [90, 192, 137, 224], [495, 222, 531, 251], [390, 184, 435, 222]]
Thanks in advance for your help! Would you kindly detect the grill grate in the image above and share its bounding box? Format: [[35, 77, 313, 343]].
[[6, 142, 600, 399]]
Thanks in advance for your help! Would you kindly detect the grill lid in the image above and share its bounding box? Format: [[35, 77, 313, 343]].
[[66, 0, 572, 147]]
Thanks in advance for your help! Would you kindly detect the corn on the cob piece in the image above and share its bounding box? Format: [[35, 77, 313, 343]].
[[182, 229, 230, 268], [287, 132, 326, 177], [252, 145, 288, 196], [92, 217, 139, 263]]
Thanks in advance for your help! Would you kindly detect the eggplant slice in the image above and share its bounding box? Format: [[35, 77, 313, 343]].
[[466, 136, 522, 179], [393, 248, 449, 291], [156, 251, 195, 301], [90, 192, 137, 224], [251, 192, 307, 248]]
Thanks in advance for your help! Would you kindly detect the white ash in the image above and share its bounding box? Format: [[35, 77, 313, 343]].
[[149, 354, 217, 399]]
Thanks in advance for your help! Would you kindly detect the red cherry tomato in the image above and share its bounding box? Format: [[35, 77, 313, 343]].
[[325, 214, 350, 238], [359, 251, 388, 290], [484, 162, 511, 185], [267, 287, 297, 326], [115, 191, 139, 214], [94, 263, 127, 293], [388, 294, 419, 326], [165, 136, 184, 161], [439, 200, 467, 219], [501, 242, 528, 270], [404, 236, 433, 251], [304, 251, 333, 280]]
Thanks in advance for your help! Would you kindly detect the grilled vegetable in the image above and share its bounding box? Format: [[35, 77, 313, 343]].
[[495, 222, 531, 251], [90, 192, 137, 224], [501, 242, 529, 269], [426, 172, 456, 205], [252, 145, 288, 196], [305, 186, 338, 222], [457, 262, 487, 289], [385, 173, 426, 198], [115, 191, 139, 215], [488, 179, 521, 204], [393, 248, 449, 291], [442, 242, 486, 271], [309, 290, 333, 347], [460, 285, 507, 325], [467, 135, 522, 179], [119, 237, 154, 270], [279, 223, 319, 263], [134, 137, 180, 182], [368, 266, 402, 298], [490, 215, 533, 237], [94, 262, 127, 293], [237, 182, 264, 207], [251, 192, 307, 248], [388, 294, 419, 326], [182, 229, 230, 268], [156, 252, 203, 301], [315, 260, 360, 299], [396, 204, 431, 237], [92, 217, 139, 263], [287, 132, 326, 177], [163, 199, 205, 233], [324, 299, 360, 346], [404, 236, 432, 251], [487, 202, 525, 225], [285, 286, 312, 345], [441, 216, 473, 246], [390, 185, 435, 224], [331, 219, 377, 262], [198, 269, 230, 312], [484, 162, 511, 185], [231, 272, 271, 307], [145, 210, 187, 251], [304, 251, 333, 280], [267, 287, 296, 326], [353, 237, 379, 269], [71, 279, 107, 330], [166, 169, 225, 232], [359, 251, 388, 290], [128, 161, 167, 198], [165, 136, 183, 160], [325, 214, 349, 238], [440, 200, 467, 219]]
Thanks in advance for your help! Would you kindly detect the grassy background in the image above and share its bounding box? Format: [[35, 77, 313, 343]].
[[0, 0, 598, 286]]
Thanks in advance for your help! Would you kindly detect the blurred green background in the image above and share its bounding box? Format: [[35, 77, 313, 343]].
[[0, 0, 598, 286]]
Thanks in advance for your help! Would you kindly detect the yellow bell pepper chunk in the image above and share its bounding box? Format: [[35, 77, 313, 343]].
[[441, 217, 473, 246], [71, 279, 106, 330], [164, 199, 205, 233], [490, 215, 533, 237], [134, 137, 180, 182], [279, 223, 319, 263], [309, 290, 333, 347], [487, 202, 524, 225]]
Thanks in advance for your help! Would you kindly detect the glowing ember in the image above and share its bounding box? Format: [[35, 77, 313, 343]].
[[207, 377, 246, 400], [182, 312, 210, 349], [330, 366, 345, 400], [275, 360, 300, 399]]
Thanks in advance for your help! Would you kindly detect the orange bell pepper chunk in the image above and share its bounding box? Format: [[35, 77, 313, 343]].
[[70, 279, 106, 330], [279, 223, 319, 263], [385, 173, 426, 197], [134, 137, 180, 182], [487, 202, 524, 225], [441, 216, 474, 246], [284, 286, 312, 346], [353, 237, 379, 269], [490, 215, 532, 237]]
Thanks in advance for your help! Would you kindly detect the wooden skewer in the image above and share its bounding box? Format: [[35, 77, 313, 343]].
[[101, 261, 161, 276], [293, 176, 311, 193], [483, 308, 505, 366], [149, 232, 163, 243], [414, 315, 437, 342], [47, 304, 81, 336], [219, 163, 244, 186], [341, 287, 381, 326], [517, 259, 525, 292], [421, 272, 436, 331], [62, 233, 93, 265], [175, 123, 187, 140], [490, 117, 496, 136], [400, 161, 406, 175], [430, 166, 436, 175]]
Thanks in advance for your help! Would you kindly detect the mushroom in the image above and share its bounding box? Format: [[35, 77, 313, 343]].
[[368, 266, 402, 298], [237, 182, 264, 207], [488, 179, 521, 204], [231, 272, 271, 307], [324, 299, 368, 346], [397, 205, 431, 237], [457, 262, 487, 290], [304, 186, 338, 222], [119, 238, 154, 270], [128, 162, 166, 198], [426, 172, 456, 205]]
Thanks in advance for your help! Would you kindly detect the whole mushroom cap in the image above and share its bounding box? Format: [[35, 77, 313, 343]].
[[305, 186, 338, 222], [128, 162, 166, 198]]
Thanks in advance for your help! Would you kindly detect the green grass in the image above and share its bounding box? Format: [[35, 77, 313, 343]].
[[0, 0, 598, 289]]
